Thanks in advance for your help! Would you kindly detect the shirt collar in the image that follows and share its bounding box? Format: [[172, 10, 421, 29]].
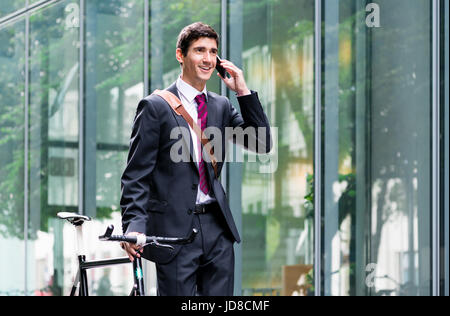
[[176, 76, 208, 104]]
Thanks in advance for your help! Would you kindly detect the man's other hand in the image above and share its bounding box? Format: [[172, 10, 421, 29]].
[[120, 232, 144, 262]]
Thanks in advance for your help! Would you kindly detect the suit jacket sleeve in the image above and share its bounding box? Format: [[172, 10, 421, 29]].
[[228, 91, 273, 153], [120, 99, 160, 235]]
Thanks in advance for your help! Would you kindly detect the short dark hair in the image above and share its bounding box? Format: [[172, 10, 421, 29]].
[[176, 22, 219, 57]]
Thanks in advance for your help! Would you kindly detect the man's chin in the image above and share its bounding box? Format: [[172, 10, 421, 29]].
[[198, 73, 213, 82]]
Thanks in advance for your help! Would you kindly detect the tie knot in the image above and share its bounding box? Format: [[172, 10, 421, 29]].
[[195, 93, 206, 105]]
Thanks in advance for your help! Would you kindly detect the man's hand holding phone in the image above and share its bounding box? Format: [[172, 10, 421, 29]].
[[216, 56, 251, 97]]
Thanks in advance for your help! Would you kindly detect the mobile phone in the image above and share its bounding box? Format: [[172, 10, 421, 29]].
[[216, 56, 228, 78]]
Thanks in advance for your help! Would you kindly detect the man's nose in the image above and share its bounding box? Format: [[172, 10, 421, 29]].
[[203, 52, 214, 64]]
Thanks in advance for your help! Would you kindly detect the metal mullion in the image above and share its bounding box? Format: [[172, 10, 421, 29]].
[[432, 0, 441, 297], [24, 0, 30, 297], [144, 0, 149, 96], [142, 0, 150, 295], [221, 0, 227, 98], [445, 0, 450, 297], [314, 0, 322, 297], [79, 0, 85, 215], [220, 0, 228, 190], [221, 0, 237, 295]]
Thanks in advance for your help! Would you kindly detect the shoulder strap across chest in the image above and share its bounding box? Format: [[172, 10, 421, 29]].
[[152, 89, 219, 179]]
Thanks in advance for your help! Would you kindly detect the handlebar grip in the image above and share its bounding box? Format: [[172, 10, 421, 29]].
[[112, 235, 138, 243], [99, 226, 199, 247]]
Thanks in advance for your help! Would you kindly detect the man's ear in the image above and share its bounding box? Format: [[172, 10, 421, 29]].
[[176, 48, 184, 66]]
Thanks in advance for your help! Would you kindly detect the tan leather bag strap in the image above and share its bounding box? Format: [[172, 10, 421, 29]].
[[153, 89, 219, 178]]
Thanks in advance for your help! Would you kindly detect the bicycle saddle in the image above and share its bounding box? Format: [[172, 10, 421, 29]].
[[57, 212, 91, 226]]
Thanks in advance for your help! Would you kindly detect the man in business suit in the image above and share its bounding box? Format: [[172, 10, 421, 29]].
[[120, 22, 271, 296]]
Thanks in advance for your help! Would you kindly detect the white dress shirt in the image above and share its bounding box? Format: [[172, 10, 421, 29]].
[[176, 76, 216, 205]]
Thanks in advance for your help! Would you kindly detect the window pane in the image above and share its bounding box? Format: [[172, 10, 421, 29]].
[[28, 0, 79, 295], [229, 0, 315, 296], [0, 18, 26, 296], [84, 0, 144, 296], [321, 0, 432, 296]]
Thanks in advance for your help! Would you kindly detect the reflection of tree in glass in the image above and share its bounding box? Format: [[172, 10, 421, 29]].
[[0, 22, 25, 239]]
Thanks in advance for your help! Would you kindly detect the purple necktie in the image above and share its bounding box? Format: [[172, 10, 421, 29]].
[[195, 93, 209, 195]]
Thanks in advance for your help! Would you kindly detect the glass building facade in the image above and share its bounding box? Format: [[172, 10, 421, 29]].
[[0, 0, 448, 296]]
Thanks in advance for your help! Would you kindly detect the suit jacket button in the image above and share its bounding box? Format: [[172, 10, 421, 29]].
[[192, 184, 197, 190], [187, 209, 193, 215]]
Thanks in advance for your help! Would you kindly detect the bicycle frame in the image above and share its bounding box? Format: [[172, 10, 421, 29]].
[[72, 255, 145, 296]]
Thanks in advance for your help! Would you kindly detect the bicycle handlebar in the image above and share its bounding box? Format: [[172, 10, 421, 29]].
[[98, 225, 198, 250]]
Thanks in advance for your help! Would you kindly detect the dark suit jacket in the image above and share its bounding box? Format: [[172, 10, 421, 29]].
[[120, 82, 272, 264]]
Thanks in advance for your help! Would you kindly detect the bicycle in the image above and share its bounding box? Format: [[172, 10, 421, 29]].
[[57, 212, 198, 296]]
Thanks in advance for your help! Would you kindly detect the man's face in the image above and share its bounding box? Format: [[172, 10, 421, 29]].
[[176, 37, 218, 89]]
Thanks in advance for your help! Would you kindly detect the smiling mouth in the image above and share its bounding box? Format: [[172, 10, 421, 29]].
[[199, 66, 212, 72]]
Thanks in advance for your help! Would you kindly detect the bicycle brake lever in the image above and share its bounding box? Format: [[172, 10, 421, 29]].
[[149, 241, 174, 250]]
